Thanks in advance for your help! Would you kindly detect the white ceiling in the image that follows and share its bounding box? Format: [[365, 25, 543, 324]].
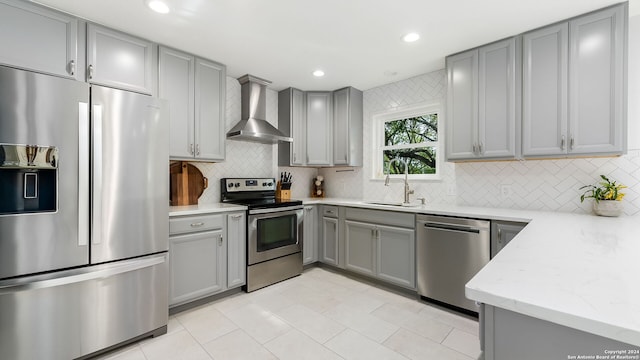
[[34, 0, 638, 91]]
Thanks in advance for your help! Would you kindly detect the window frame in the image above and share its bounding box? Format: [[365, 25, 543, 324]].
[[371, 102, 443, 181]]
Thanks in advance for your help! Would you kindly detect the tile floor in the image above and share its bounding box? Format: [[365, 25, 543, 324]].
[[96, 268, 482, 360]]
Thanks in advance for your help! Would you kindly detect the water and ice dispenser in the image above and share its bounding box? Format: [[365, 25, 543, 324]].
[[0, 143, 58, 215]]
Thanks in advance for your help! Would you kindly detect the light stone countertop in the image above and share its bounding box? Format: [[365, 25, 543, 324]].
[[170, 197, 640, 346], [169, 203, 247, 217]]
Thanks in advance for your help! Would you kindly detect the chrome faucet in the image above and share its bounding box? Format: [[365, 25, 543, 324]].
[[384, 158, 414, 204]]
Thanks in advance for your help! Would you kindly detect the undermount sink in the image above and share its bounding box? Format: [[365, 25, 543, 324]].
[[364, 201, 419, 208]]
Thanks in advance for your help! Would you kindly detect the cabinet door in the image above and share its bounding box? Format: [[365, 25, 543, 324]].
[[195, 58, 226, 161], [306, 92, 332, 165], [344, 220, 376, 276], [522, 23, 569, 156], [333, 87, 350, 165], [321, 216, 339, 266], [291, 89, 307, 165], [227, 213, 246, 289], [377, 225, 415, 289], [491, 221, 526, 258], [0, 0, 78, 79], [159, 46, 195, 159], [169, 229, 225, 306], [568, 5, 625, 155], [446, 49, 478, 160], [303, 206, 317, 265], [478, 38, 517, 159], [87, 24, 155, 94]]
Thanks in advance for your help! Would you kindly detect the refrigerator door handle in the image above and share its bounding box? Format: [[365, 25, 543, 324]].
[[92, 104, 103, 245], [0, 254, 166, 294], [78, 102, 89, 246]]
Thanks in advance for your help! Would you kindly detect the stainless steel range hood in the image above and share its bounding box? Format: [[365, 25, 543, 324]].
[[226, 74, 292, 144]]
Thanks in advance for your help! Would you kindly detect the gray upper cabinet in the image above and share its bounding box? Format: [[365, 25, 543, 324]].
[[568, 5, 625, 155], [0, 0, 78, 79], [194, 58, 226, 160], [87, 23, 156, 95], [523, 4, 626, 157], [159, 46, 226, 161], [333, 87, 363, 166], [278, 88, 306, 166], [522, 23, 569, 156], [446, 49, 478, 160], [447, 38, 517, 161], [306, 91, 333, 165]]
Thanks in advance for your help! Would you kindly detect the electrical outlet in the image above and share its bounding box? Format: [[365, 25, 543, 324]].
[[447, 184, 457, 196], [500, 184, 513, 199]]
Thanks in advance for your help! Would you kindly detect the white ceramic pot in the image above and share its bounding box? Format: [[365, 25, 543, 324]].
[[593, 200, 624, 217]]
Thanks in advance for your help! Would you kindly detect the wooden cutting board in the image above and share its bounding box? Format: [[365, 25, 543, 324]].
[[169, 162, 208, 206]]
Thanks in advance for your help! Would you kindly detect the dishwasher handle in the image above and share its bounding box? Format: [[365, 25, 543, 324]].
[[422, 222, 481, 234]]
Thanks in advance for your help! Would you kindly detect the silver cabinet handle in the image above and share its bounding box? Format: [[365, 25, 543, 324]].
[[69, 60, 76, 76], [478, 142, 483, 155], [88, 64, 94, 80], [196, 144, 200, 156], [561, 135, 566, 150], [190, 222, 204, 227], [230, 214, 243, 219], [472, 143, 477, 154], [497, 228, 502, 244], [219, 236, 223, 246], [570, 137, 575, 150], [293, 153, 297, 162], [190, 143, 195, 155]]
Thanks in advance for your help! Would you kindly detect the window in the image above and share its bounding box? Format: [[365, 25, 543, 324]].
[[373, 103, 441, 180]]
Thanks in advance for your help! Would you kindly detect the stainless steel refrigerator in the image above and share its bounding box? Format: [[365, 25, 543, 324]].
[[0, 65, 169, 360]]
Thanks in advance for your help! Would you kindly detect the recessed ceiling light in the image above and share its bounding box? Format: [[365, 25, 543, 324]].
[[313, 70, 325, 77], [402, 32, 420, 43], [146, 0, 170, 14]]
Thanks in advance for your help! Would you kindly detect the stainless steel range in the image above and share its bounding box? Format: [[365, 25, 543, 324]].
[[221, 178, 303, 292]]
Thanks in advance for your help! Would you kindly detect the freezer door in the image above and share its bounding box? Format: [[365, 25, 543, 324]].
[[0, 66, 90, 279], [0, 253, 168, 360], [90, 86, 169, 263]]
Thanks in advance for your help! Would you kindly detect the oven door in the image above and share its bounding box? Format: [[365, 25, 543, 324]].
[[248, 206, 303, 265]]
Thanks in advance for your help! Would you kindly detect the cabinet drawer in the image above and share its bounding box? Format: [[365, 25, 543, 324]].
[[346, 207, 414, 228], [170, 214, 224, 235], [322, 205, 338, 218]]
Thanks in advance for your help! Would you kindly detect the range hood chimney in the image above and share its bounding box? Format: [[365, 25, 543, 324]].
[[226, 74, 292, 144]]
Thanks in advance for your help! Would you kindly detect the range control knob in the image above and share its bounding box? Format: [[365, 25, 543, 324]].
[[267, 182, 273, 187], [227, 183, 233, 188], [262, 182, 267, 186], [235, 182, 240, 188]]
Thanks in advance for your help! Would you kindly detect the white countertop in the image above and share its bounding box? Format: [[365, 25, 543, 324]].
[[169, 203, 247, 217], [170, 197, 640, 346]]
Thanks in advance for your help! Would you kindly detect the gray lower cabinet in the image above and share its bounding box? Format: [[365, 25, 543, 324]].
[[522, 4, 626, 157], [169, 212, 245, 307], [303, 205, 318, 265], [343, 207, 416, 289], [159, 46, 226, 161], [481, 304, 639, 360], [0, 0, 79, 79], [226, 212, 246, 289], [320, 206, 339, 266], [446, 37, 517, 161], [491, 220, 527, 258], [87, 23, 156, 95]]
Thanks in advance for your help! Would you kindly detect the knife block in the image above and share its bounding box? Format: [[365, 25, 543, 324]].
[[276, 181, 291, 200]]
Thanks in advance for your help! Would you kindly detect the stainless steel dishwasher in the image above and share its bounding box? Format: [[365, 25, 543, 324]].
[[416, 215, 490, 313]]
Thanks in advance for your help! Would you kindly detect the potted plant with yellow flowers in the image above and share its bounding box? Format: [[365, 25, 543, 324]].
[[579, 175, 626, 217]]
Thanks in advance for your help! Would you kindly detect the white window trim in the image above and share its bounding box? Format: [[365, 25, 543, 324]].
[[371, 102, 443, 181]]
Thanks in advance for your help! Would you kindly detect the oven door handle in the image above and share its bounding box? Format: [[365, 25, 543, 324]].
[[249, 205, 304, 215]]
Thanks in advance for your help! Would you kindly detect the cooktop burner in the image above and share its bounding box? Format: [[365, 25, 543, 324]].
[[220, 178, 302, 209]]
